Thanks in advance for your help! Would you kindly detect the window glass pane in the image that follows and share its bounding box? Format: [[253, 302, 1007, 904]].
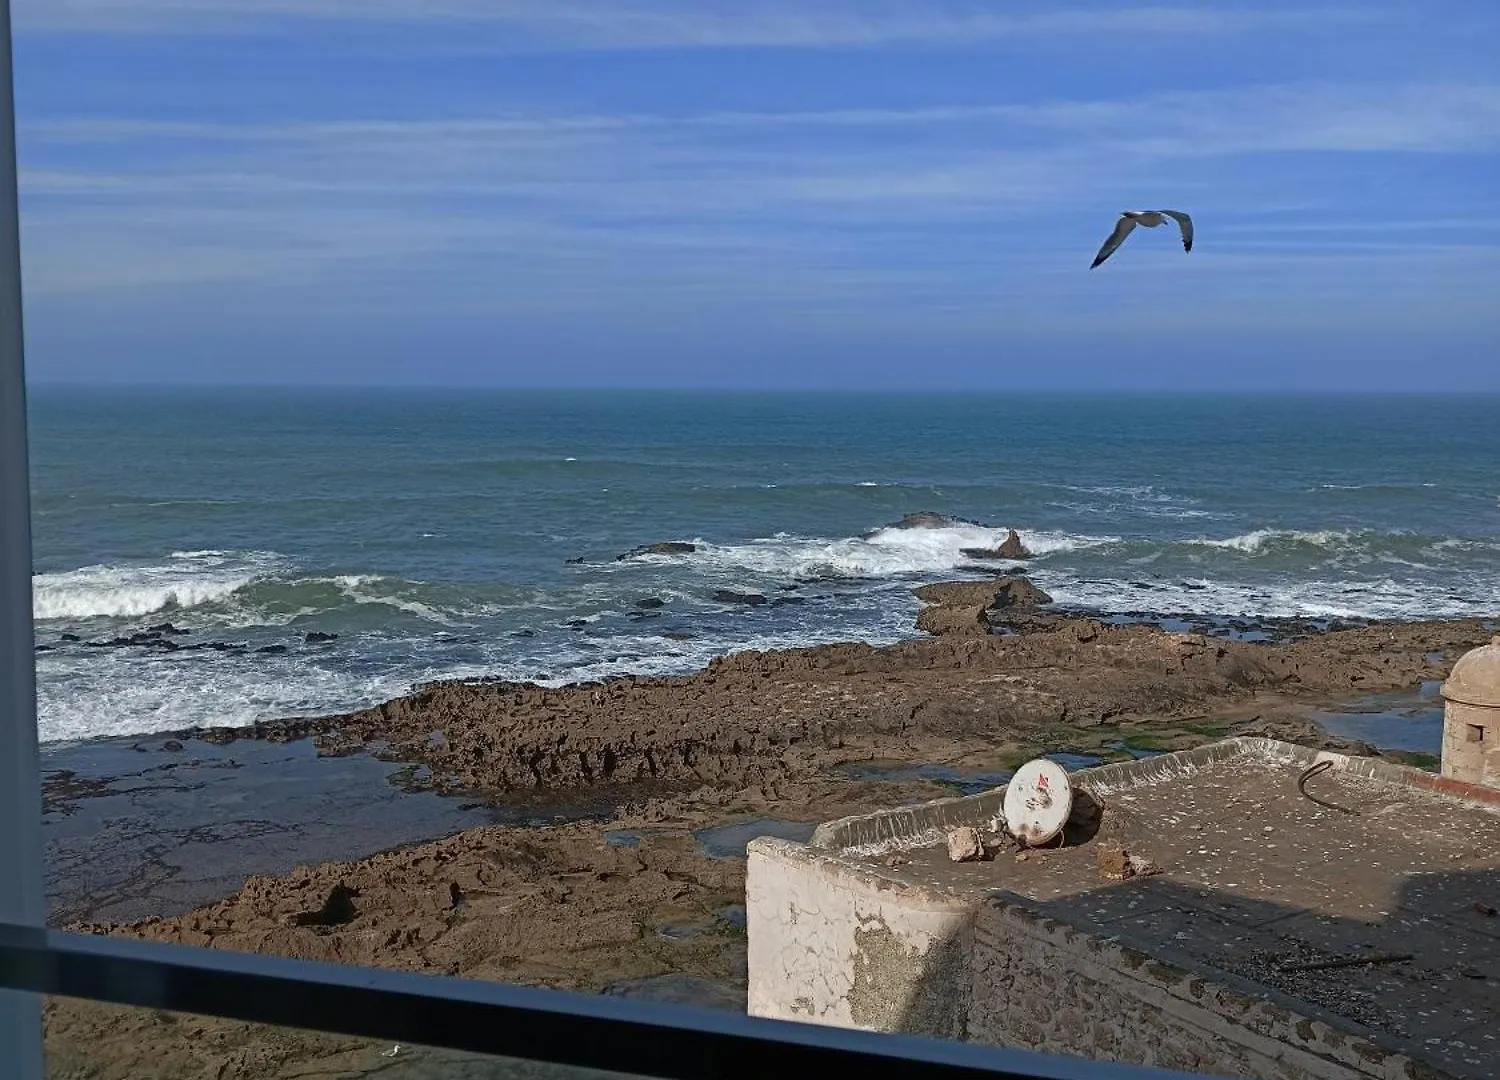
[[16, 6, 1500, 1080]]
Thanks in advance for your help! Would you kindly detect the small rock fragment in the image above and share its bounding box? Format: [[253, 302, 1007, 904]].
[[884, 855, 910, 869], [947, 826, 985, 863], [1127, 853, 1162, 877], [1096, 841, 1133, 881]]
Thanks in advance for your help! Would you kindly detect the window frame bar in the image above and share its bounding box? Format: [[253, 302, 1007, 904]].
[[0, 0, 46, 1074], [0, 923, 1207, 1080]]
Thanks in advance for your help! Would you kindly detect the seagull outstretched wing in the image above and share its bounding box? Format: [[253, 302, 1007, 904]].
[[1159, 210, 1193, 252], [1090, 215, 1137, 269]]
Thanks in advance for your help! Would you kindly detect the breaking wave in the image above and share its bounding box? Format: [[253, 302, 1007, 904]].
[[611, 523, 1116, 581], [33, 551, 281, 621]]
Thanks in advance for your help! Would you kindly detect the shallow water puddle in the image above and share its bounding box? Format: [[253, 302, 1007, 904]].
[[835, 753, 1114, 796], [691, 818, 818, 858], [601, 973, 746, 1011], [1311, 680, 1444, 757], [834, 761, 1014, 795], [40, 735, 595, 923]]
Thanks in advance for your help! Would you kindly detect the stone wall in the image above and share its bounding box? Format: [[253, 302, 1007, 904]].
[[1442, 698, 1500, 789], [968, 899, 1420, 1080]]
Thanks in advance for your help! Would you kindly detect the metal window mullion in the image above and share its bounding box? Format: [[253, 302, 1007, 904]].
[[0, 0, 45, 1076], [0, 925, 1203, 1080]]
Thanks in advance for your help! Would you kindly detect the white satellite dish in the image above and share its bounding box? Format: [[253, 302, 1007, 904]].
[[1003, 757, 1073, 846]]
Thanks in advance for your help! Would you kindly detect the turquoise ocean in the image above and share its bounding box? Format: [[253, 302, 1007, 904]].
[[27, 388, 1500, 744]]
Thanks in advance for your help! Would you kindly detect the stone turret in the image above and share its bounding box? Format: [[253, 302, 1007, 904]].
[[1440, 635, 1500, 788]]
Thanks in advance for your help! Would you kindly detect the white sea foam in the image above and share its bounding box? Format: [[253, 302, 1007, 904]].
[[34, 647, 413, 743], [328, 576, 464, 625], [32, 515, 1500, 745], [1187, 529, 1357, 554], [1039, 573, 1492, 622], [33, 551, 282, 621], [617, 524, 1115, 581]]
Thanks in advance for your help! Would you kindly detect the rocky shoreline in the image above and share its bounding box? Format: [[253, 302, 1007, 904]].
[[40, 573, 1494, 1078]]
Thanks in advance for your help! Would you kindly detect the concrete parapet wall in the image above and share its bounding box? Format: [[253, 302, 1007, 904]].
[[746, 838, 974, 1037], [811, 738, 1500, 858], [749, 738, 1488, 1080]]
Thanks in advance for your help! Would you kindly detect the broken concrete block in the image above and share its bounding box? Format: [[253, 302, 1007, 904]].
[[946, 826, 985, 863]]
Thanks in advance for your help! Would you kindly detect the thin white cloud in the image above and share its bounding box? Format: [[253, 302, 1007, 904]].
[[16, 79, 1500, 323], [15, 1, 1371, 48], [28, 81, 1500, 156]]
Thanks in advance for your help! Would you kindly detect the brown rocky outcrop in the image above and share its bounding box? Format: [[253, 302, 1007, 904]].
[[961, 528, 1031, 560], [182, 614, 1486, 799]]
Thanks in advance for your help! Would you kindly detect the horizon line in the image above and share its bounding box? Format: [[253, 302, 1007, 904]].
[[23, 381, 1500, 397]]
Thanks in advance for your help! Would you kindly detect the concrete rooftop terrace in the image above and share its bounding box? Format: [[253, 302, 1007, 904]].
[[754, 739, 1500, 1080]]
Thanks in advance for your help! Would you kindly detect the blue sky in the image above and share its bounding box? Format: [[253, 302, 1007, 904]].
[[11, 1, 1500, 389]]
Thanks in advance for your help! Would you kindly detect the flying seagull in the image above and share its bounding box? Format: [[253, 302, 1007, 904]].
[[1090, 210, 1193, 269]]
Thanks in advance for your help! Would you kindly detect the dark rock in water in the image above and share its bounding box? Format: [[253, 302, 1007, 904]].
[[617, 542, 696, 560], [147, 622, 189, 635], [663, 631, 694, 641], [636, 597, 665, 609], [771, 596, 805, 607], [567, 618, 590, 630], [60, 633, 82, 643], [997, 529, 1029, 559], [628, 611, 660, 621], [914, 581, 1007, 608], [304, 631, 338, 644], [961, 528, 1030, 561], [565, 556, 586, 565], [780, 584, 801, 591], [715, 590, 767, 606], [994, 575, 1052, 609], [512, 629, 537, 638], [205, 642, 248, 652], [257, 644, 289, 655], [914, 574, 1053, 637], [34, 644, 55, 653], [886, 511, 963, 530], [162, 740, 184, 753], [91, 630, 177, 650]]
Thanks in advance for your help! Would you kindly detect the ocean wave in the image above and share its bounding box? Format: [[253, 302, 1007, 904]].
[[33, 552, 282, 621], [1040, 572, 1494, 622], [1188, 529, 1357, 554], [1175, 528, 1499, 565], [621, 524, 1117, 581], [32, 556, 535, 627]]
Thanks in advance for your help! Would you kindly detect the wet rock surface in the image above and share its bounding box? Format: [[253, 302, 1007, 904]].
[[37, 597, 1495, 1079], [617, 541, 697, 560], [176, 607, 1484, 798]]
